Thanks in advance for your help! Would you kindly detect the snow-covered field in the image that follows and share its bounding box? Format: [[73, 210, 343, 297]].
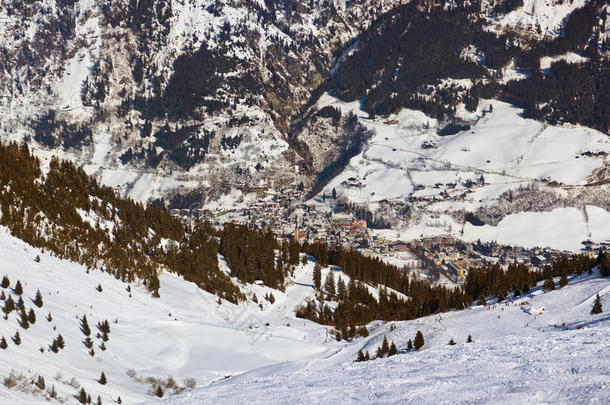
[[0, 224, 608, 404], [314, 95, 610, 251]]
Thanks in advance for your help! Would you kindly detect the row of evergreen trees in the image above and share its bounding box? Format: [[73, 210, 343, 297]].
[[466, 253, 605, 304], [298, 239, 607, 327], [299, 242, 469, 327], [0, 142, 243, 301]]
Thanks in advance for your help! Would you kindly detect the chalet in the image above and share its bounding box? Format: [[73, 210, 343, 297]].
[[390, 241, 410, 253], [531, 255, 546, 267], [332, 214, 353, 229]]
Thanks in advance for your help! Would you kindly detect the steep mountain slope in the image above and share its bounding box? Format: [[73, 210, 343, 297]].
[[328, 0, 609, 131], [0, 225, 333, 404], [0, 0, 406, 203], [0, 0, 607, 208], [0, 223, 422, 404]]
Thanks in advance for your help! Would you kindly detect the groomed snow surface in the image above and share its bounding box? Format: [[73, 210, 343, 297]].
[[160, 274, 610, 405], [0, 225, 608, 404]]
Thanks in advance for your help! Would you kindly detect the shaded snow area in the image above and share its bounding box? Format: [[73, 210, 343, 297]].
[[0, 226, 609, 404], [160, 272, 610, 405]]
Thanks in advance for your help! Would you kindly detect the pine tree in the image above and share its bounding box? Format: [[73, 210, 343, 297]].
[[543, 273, 555, 292], [0, 291, 4, 300], [1, 275, 9, 289], [356, 350, 365, 362], [448, 338, 456, 345], [559, 271, 568, 288], [414, 330, 424, 350], [3, 295, 15, 314], [348, 324, 356, 339], [78, 387, 88, 404], [13, 331, 20, 345], [381, 335, 389, 354], [81, 315, 91, 336], [364, 350, 370, 361], [28, 308, 36, 324], [599, 252, 610, 277], [337, 277, 347, 301], [388, 341, 398, 356], [155, 385, 164, 397], [477, 293, 486, 306], [590, 294, 603, 315], [97, 320, 111, 334], [96, 284, 103, 292], [99, 371, 107, 385], [467, 334, 473, 343], [117, 397, 122, 404], [97, 395, 102, 405], [36, 375, 45, 390], [49, 385, 57, 399], [19, 310, 29, 329], [14, 280, 23, 295], [0, 336, 7, 349], [46, 312, 53, 322], [375, 345, 384, 359], [16, 296, 24, 311], [50, 338, 59, 353], [324, 272, 336, 298], [34, 289, 43, 307], [313, 264, 322, 291], [407, 339, 413, 350], [56, 334, 65, 349]]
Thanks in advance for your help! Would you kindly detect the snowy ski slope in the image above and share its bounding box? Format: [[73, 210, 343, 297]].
[[160, 271, 610, 405], [0, 223, 608, 404]]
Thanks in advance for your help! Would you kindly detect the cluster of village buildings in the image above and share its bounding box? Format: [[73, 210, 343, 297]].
[[169, 188, 607, 283]]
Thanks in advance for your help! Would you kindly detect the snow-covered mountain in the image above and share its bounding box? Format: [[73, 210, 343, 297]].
[[1, 1, 609, 403], [0, 0, 405, 202], [0, 225, 608, 404], [0, 0, 607, 210]]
